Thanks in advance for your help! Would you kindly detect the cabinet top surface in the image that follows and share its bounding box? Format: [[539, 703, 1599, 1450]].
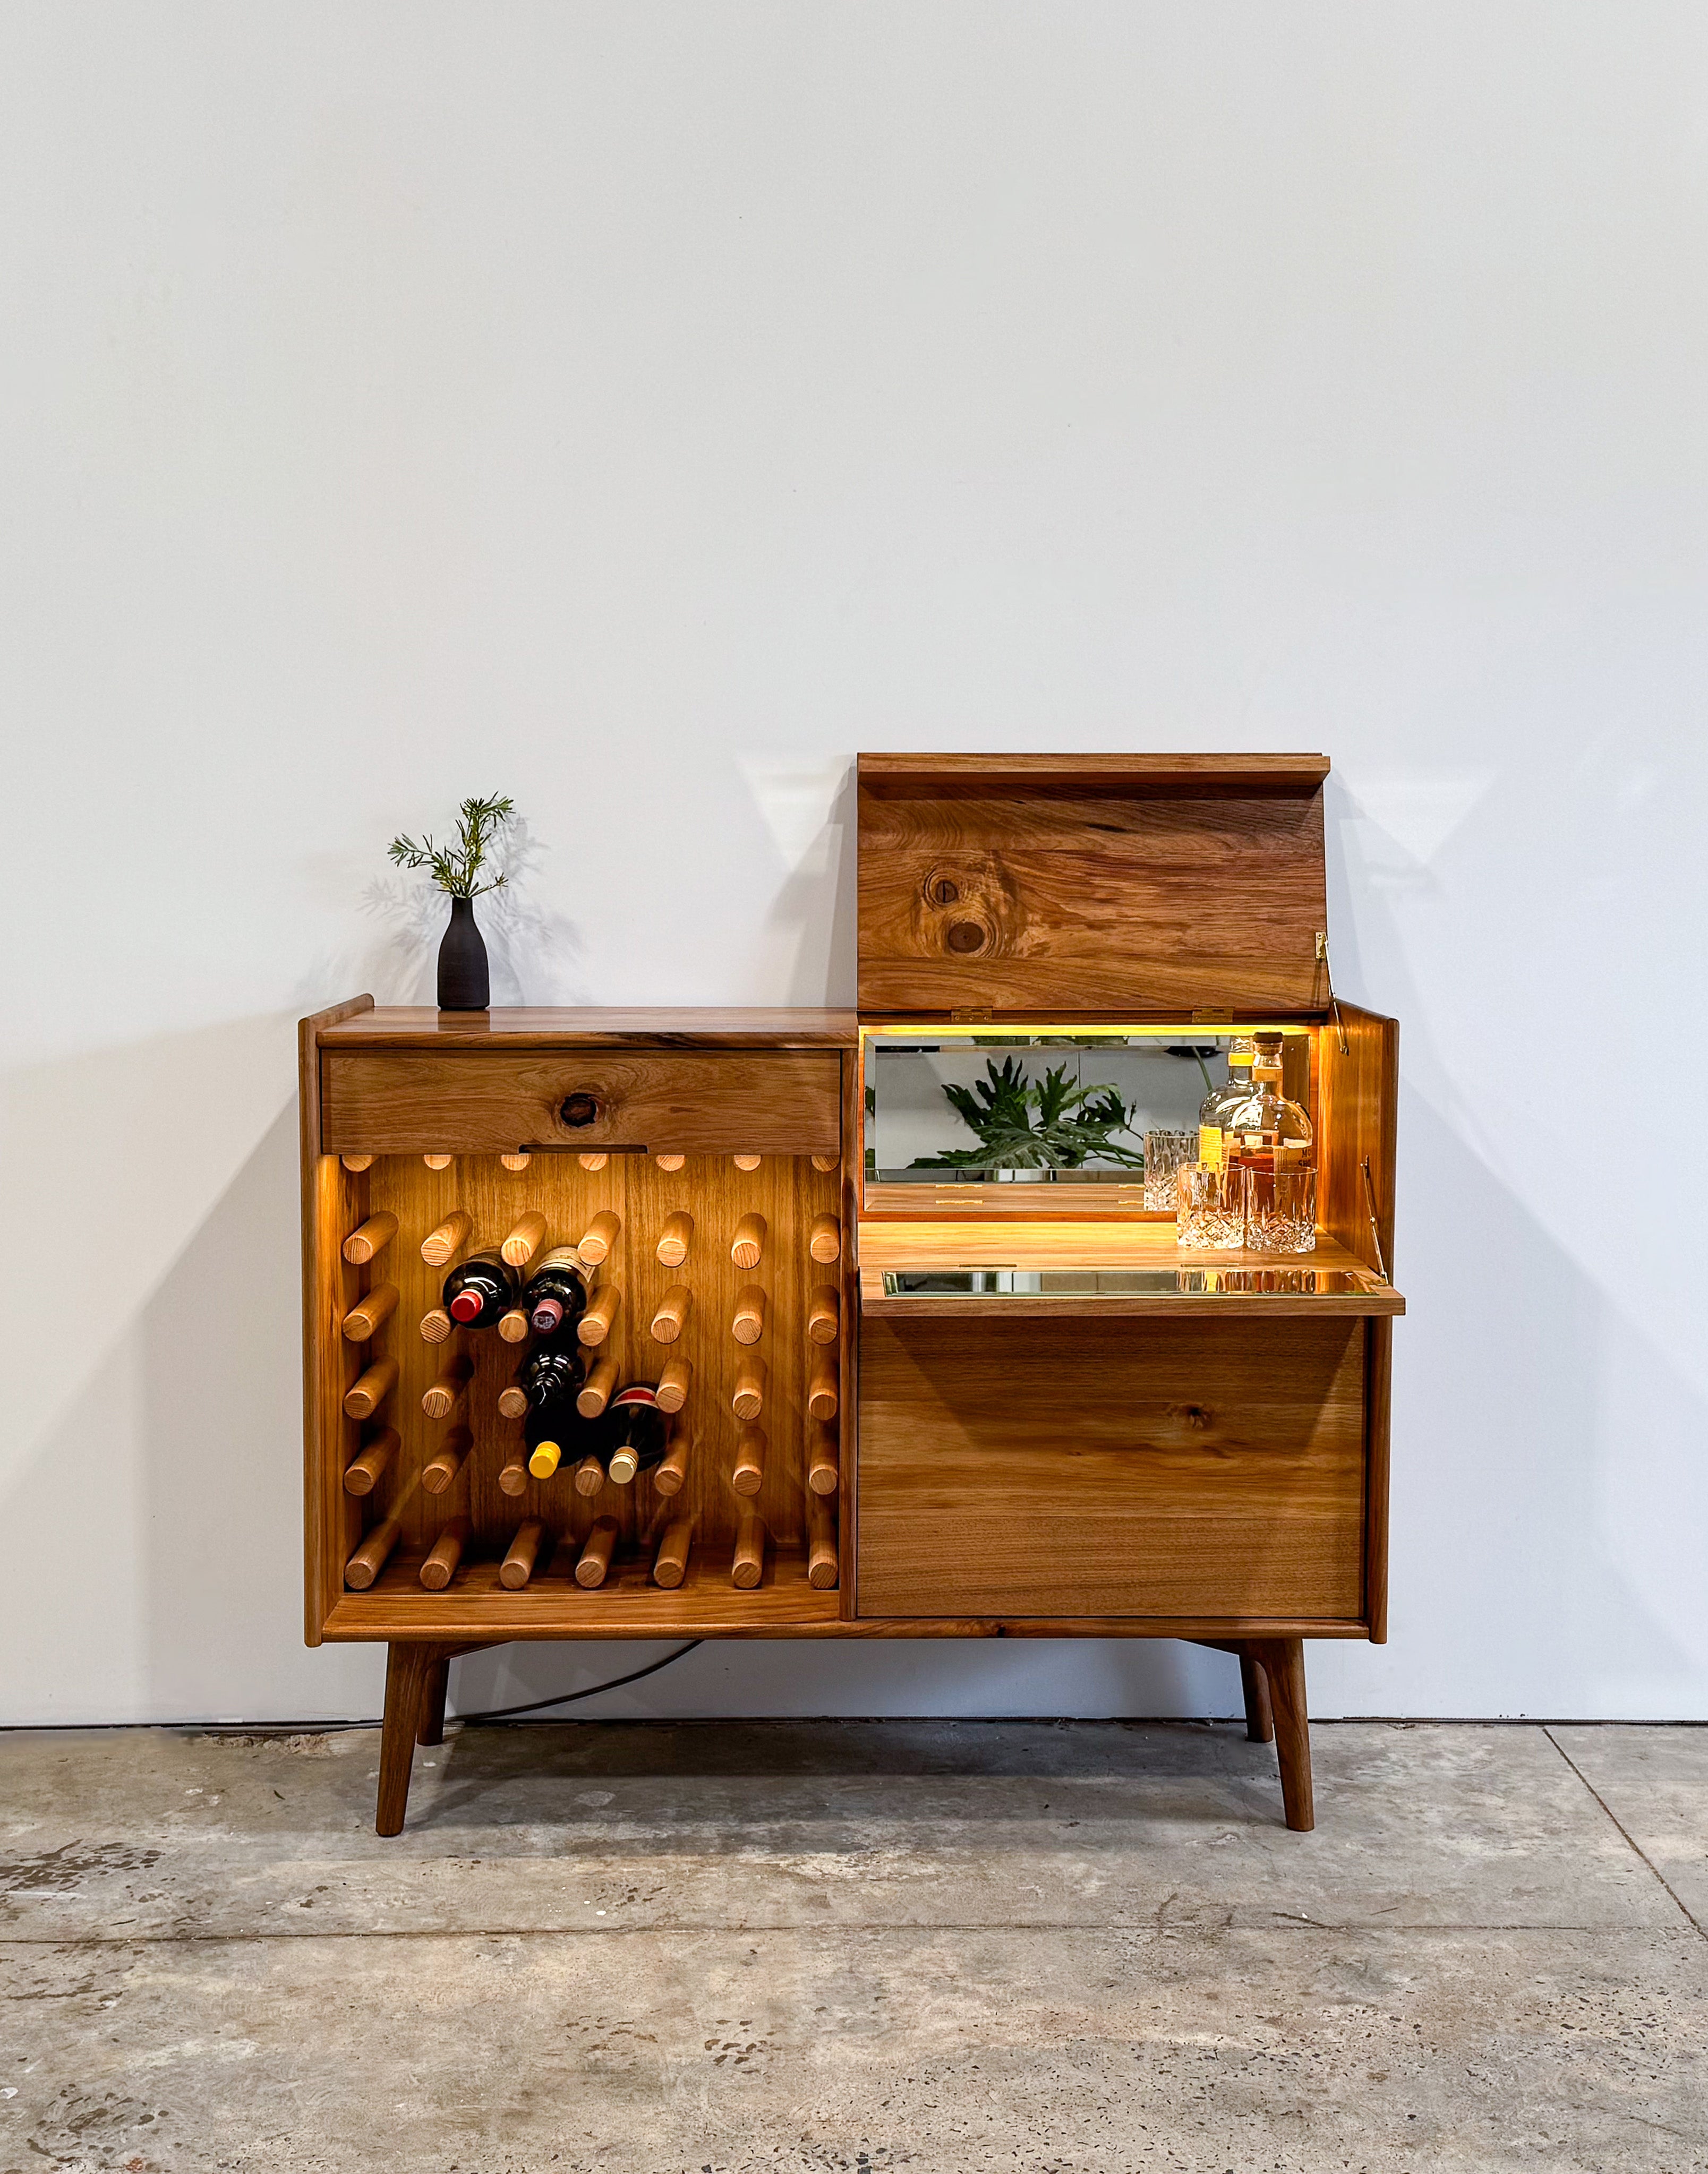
[[314, 1006, 858, 1049]]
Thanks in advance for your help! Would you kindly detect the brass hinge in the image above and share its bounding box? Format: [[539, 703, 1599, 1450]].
[[949, 1007, 993, 1023], [1191, 1007, 1232, 1025], [1316, 931, 1349, 1056]]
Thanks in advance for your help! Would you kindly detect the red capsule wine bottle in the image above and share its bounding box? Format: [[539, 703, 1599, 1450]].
[[603, 1384, 668, 1484], [442, 1248, 519, 1329], [522, 1246, 590, 1337]]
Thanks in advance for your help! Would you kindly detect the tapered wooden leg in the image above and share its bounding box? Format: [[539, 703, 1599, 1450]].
[[1239, 1651, 1274, 1744], [1246, 1638, 1312, 1831], [377, 1642, 436, 1837], [416, 1656, 451, 1747]]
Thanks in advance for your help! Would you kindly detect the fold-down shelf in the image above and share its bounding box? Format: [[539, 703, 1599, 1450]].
[[857, 1220, 1404, 1319]]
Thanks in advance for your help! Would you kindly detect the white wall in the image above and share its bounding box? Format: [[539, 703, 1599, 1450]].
[[5, 2, 1705, 1726]]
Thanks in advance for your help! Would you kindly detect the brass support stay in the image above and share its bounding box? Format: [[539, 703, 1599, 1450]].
[[1316, 931, 1349, 1056]]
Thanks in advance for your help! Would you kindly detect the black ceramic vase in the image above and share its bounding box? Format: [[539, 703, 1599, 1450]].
[[437, 894, 490, 1011]]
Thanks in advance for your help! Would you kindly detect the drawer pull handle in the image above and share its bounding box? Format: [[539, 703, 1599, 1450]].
[[559, 1092, 601, 1128]]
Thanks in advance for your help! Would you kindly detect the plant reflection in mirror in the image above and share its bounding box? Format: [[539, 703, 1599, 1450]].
[[910, 1055, 1145, 1172]]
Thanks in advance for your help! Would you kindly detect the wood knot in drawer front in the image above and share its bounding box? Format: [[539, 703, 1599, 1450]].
[[559, 1092, 601, 1128]]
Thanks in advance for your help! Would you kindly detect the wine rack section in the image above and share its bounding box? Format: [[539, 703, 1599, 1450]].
[[309, 1143, 849, 1637]]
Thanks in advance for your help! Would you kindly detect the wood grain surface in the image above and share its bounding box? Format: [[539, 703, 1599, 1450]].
[[857, 1313, 1365, 1620], [857, 757, 1329, 1015], [321, 1050, 841, 1155]]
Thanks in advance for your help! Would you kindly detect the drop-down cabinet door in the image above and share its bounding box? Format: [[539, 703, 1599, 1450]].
[[856, 1311, 1372, 1626]]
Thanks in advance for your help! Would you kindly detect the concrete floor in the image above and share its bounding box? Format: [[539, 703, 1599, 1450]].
[[1, 1719, 1704, 2173]]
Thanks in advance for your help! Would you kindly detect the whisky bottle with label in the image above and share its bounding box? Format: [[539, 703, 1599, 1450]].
[[1220, 1032, 1313, 1172], [1195, 1038, 1257, 1174]]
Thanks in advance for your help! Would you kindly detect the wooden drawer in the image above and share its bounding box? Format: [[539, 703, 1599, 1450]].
[[857, 1315, 1367, 1621], [321, 1049, 842, 1157]]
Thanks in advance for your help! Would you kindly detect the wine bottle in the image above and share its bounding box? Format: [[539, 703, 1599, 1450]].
[[442, 1248, 519, 1329], [603, 1384, 668, 1484], [516, 1337, 586, 1413], [521, 1246, 590, 1336], [516, 1330, 592, 1478]]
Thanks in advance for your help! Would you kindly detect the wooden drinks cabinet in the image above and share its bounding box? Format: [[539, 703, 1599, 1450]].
[[301, 752, 1403, 1834]]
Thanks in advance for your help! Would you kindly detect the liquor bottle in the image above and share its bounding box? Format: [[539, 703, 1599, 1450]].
[[602, 1384, 668, 1484], [1220, 1033, 1313, 1172], [520, 1246, 589, 1337], [441, 1249, 518, 1329], [1195, 1038, 1257, 1174]]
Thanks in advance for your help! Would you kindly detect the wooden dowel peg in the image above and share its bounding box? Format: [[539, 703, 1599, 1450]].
[[807, 1285, 840, 1346], [733, 1153, 762, 1170], [653, 1516, 693, 1589], [498, 1456, 528, 1497], [650, 1285, 693, 1343], [420, 1515, 469, 1589], [575, 1517, 619, 1588], [344, 1514, 402, 1589], [578, 1209, 621, 1266], [498, 1383, 529, 1419], [343, 1354, 398, 1421], [656, 1356, 693, 1414], [577, 1283, 621, 1347], [343, 1427, 398, 1497], [422, 1350, 472, 1420], [655, 1153, 685, 1171], [807, 1351, 839, 1421], [654, 1421, 691, 1497], [576, 1354, 619, 1419], [656, 1210, 694, 1268], [498, 1306, 530, 1343], [808, 1498, 839, 1589], [731, 1213, 767, 1270], [807, 1422, 839, 1497], [500, 1152, 531, 1171], [341, 1212, 397, 1266], [578, 1152, 609, 1171], [573, 1453, 606, 1498], [808, 1213, 841, 1265], [423, 1153, 454, 1170], [731, 1354, 767, 1422], [420, 1306, 452, 1345], [810, 1153, 840, 1173], [422, 1424, 472, 1495], [421, 1209, 472, 1268], [731, 1424, 766, 1498], [501, 1210, 548, 1269], [341, 1282, 399, 1342], [340, 1153, 375, 1172], [731, 1287, 767, 1347], [732, 1512, 766, 1589], [500, 1519, 546, 1590]]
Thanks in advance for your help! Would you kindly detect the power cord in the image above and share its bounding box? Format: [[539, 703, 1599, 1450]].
[[204, 1640, 704, 1735], [453, 1640, 703, 1725]]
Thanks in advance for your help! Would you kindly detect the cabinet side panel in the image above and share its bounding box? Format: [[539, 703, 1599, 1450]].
[[1318, 1004, 1398, 1280], [1364, 1315, 1393, 1644], [300, 997, 372, 1644]]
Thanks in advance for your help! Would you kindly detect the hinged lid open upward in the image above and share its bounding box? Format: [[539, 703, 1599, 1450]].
[[857, 752, 1330, 1017]]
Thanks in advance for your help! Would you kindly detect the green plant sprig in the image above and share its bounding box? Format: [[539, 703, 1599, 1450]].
[[388, 794, 516, 898], [910, 1055, 1145, 1171]]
